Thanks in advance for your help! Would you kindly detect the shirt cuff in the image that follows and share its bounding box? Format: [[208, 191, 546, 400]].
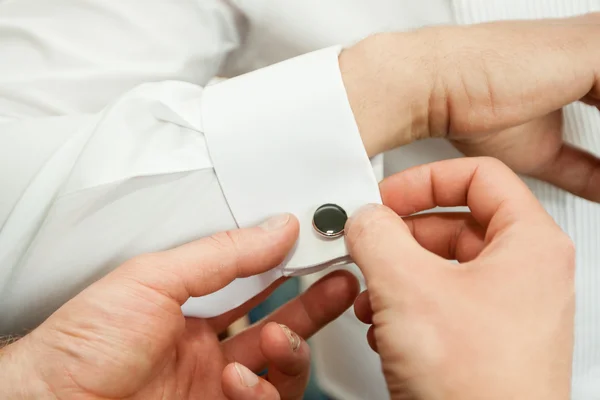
[[201, 46, 381, 275]]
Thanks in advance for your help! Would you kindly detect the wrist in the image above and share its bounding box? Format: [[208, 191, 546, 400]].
[[340, 32, 435, 157], [0, 336, 56, 399]]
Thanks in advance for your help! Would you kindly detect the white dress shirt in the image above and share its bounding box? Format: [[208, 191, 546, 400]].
[[1, 1, 599, 399], [221, 1, 600, 399], [0, 0, 382, 331]]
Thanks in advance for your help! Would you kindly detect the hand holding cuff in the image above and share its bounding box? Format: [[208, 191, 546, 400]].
[[184, 46, 381, 317]]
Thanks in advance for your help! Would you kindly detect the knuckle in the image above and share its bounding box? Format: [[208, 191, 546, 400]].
[[118, 253, 185, 302], [202, 231, 242, 275], [557, 234, 576, 266], [546, 231, 576, 277], [204, 230, 239, 253]]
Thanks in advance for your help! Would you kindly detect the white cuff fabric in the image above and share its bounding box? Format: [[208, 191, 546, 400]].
[[182, 46, 381, 317]]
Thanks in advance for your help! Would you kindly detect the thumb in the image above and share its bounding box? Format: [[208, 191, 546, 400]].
[[345, 204, 438, 294], [532, 143, 600, 203], [108, 213, 299, 305]]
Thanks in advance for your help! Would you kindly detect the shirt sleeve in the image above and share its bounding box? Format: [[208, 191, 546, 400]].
[[0, 48, 380, 332], [0, 0, 243, 118]]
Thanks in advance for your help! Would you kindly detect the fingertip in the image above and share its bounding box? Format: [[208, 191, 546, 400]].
[[280, 213, 300, 239], [231, 213, 300, 280], [260, 212, 300, 250], [222, 363, 244, 389], [260, 322, 302, 353], [266, 213, 300, 267], [259, 213, 291, 231], [367, 325, 378, 353], [348, 203, 392, 223], [258, 323, 311, 398], [222, 363, 254, 399], [233, 362, 259, 387], [344, 203, 437, 293], [260, 321, 296, 352], [344, 203, 411, 271], [277, 323, 302, 353], [345, 203, 402, 247], [260, 322, 310, 375], [223, 362, 281, 400]]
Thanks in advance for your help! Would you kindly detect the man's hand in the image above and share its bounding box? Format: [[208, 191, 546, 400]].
[[342, 12, 600, 202], [346, 157, 575, 400], [0, 214, 359, 399]]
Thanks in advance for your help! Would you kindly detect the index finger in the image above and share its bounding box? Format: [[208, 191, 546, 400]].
[[380, 157, 549, 235]]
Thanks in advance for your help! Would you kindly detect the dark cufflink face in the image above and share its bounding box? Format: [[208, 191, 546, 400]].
[[312, 203, 348, 238]]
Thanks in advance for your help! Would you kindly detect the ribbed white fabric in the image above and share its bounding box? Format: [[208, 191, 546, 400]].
[[452, 1, 600, 398]]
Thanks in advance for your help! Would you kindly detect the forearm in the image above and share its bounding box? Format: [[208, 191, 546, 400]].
[[343, 14, 600, 161]]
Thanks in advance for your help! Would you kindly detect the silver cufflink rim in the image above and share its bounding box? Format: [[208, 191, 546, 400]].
[[312, 203, 348, 239]]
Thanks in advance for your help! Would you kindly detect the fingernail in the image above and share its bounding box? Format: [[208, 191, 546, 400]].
[[259, 213, 290, 231], [279, 324, 301, 352], [234, 362, 259, 387]]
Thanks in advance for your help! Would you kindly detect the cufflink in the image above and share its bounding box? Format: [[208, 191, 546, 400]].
[[312, 204, 348, 238]]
